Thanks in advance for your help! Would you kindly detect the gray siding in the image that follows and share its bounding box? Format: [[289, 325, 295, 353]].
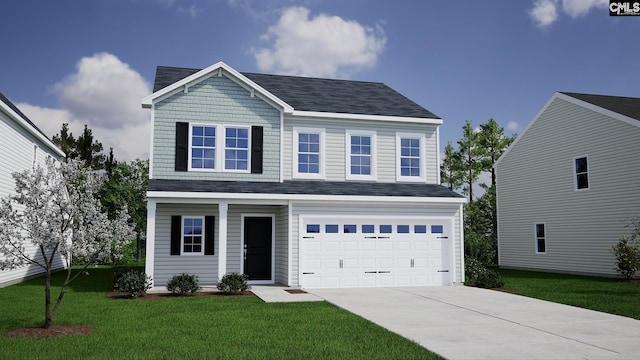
[[289, 202, 462, 286], [497, 97, 640, 276], [283, 116, 438, 183], [151, 75, 281, 181], [0, 111, 65, 287], [275, 205, 289, 285], [153, 204, 219, 285]]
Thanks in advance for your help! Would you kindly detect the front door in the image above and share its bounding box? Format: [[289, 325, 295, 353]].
[[243, 217, 272, 281]]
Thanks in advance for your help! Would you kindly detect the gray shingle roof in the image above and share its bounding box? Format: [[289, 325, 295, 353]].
[[148, 179, 464, 199], [0, 91, 49, 139], [152, 66, 439, 119], [561, 92, 640, 121]]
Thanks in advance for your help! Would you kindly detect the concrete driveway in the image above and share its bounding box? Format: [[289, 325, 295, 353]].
[[309, 286, 640, 360]]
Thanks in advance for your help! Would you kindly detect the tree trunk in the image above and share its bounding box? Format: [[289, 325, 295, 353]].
[[44, 269, 52, 329], [136, 231, 142, 262]]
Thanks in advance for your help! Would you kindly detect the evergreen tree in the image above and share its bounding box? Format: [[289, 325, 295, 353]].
[[76, 124, 106, 170], [51, 123, 76, 159], [457, 120, 483, 202], [478, 118, 515, 188], [440, 141, 463, 191]]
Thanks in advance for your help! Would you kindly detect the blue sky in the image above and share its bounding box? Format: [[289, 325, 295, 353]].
[[1, 0, 637, 162]]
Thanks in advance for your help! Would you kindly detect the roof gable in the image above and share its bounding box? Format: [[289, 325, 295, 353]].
[[496, 91, 640, 167], [146, 62, 439, 120], [0, 91, 65, 158]]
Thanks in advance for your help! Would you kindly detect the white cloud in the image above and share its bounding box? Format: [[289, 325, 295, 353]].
[[529, 0, 607, 28], [506, 121, 520, 133], [20, 53, 151, 161], [529, 0, 559, 28], [252, 6, 386, 77]]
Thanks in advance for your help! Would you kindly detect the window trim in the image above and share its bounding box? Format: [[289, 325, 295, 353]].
[[345, 129, 377, 181], [293, 127, 326, 179], [573, 155, 589, 191], [395, 132, 426, 182], [534, 223, 546, 254], [187, 123, 252, 173], [182, 216, 205, 256]]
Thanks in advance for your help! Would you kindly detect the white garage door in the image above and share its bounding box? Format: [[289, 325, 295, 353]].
[[300, 218, 451, 288]]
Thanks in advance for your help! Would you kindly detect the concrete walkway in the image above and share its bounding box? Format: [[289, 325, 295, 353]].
[[251, 285, 323, 303], [309, 286, 640, 360]]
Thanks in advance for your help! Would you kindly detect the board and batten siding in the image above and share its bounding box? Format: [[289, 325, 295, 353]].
[[151, 75, 281, 182], [497, 97, 640, 276], [0, 111, 66, 287], [289, 202, 462, 286], [282, 117, 438, 183]]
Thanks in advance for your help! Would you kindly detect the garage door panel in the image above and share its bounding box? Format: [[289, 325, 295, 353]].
[[300, 218, 452, 288]]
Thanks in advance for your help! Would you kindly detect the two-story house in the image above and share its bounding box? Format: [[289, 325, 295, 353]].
[[141, 62, 465, 289], [0, 91, 66, 287], [496, 92, 640, 277]]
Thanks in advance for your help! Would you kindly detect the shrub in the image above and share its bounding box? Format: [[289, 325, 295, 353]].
[[167, 273, 201, 296], [217, 273, 250, 294], [473, 269, 505, 289], [465, 256, 504, 288], [114, 269, 152, 298], [611, 235, 640, 279]]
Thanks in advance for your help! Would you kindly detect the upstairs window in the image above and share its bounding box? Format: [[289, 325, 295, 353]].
[[190, 125, 216, 170], [346, 130, 376, 180], [574, 156, 589, 190], [535, 223, 546, 254], [396, 133, 426, 182], [293, 128, 324, 179], [224, 127, 249, 171]]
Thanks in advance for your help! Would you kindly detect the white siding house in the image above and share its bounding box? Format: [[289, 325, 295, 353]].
[[142, 62, 466, 289], [0, 92, 66, 287], [496, 92, 640, 277]]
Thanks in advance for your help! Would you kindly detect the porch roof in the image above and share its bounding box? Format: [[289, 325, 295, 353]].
[[148, 179, 464, 199]]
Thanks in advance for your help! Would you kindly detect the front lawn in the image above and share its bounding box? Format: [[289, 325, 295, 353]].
[[0, 267, 438, 360], [497, 268, 640, 320]]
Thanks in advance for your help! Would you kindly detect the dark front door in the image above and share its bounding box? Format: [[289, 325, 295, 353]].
[[244, 217, 272, 281]]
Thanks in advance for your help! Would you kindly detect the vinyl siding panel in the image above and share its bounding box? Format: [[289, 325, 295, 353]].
[[497, 97, 640, 276], [153, 204, 219, 286], [0, 111, 66, 287], [283, 116, 438, 183], [289, 202, 462, 286], [151, 75, 281, 182], [276, 205, 289, 285]]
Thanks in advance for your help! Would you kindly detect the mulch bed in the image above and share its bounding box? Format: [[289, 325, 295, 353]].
[[5, 325, 94, 339], [106, 289, 254, 300]]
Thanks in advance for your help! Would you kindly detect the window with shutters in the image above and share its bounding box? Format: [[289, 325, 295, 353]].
[[171, 215, 215, 256], [183, 123, 260, 173], [182, 217, 204, 255]]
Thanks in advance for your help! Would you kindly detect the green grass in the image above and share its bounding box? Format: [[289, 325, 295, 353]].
[[497, 268, 640, 320], [0, 267, 438, 360]]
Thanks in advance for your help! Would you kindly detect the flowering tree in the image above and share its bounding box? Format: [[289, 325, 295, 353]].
[[0, 158, 133, 329]]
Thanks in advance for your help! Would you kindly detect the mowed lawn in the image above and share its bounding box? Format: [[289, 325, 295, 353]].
[[0, 267, 438, 360], [497, 268, 640, 320]]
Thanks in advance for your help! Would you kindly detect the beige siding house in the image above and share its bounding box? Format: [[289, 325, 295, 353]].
[[141, 62, 466, 289], [0, 92, 66, 287], [496, 92, 640, 277]]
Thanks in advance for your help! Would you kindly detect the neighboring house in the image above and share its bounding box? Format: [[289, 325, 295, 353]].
[[0, 91, 66, 287], [141, 61, 465, 289], [496, 92, 640, 277]]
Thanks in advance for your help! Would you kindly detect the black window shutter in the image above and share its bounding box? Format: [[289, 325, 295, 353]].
[[175, 122, 188, 171], [251, 126, 263, 174], [170, 216, 182, 255], [205, 216, 215, 255]]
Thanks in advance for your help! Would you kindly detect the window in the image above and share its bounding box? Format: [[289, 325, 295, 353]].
[[362, 225, 375, 233], [344, 224, 357, 233], [225, 127, 249, 171], [396, 133, 425, 182], [380, 225, 392, 234], [293, 128, 324, 178], [535, 223, 546, 254], [190, 125, 216, 170], [574, 156, 589, 190], [306, 224, 320, 233], [397, 225, 410, 233], [431, 225, 444, 234], [183, 217, 204, 255], [415, 225, 427, 234], [346, 130, 376, 180], [325, 224, 339, 233]]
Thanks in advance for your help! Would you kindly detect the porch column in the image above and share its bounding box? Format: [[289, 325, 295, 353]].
[[145, 199, 157, 287], [217, 202, 229, 280]]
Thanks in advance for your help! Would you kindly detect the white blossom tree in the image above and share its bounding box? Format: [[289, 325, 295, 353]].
[[0, 158, 133, 329]]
